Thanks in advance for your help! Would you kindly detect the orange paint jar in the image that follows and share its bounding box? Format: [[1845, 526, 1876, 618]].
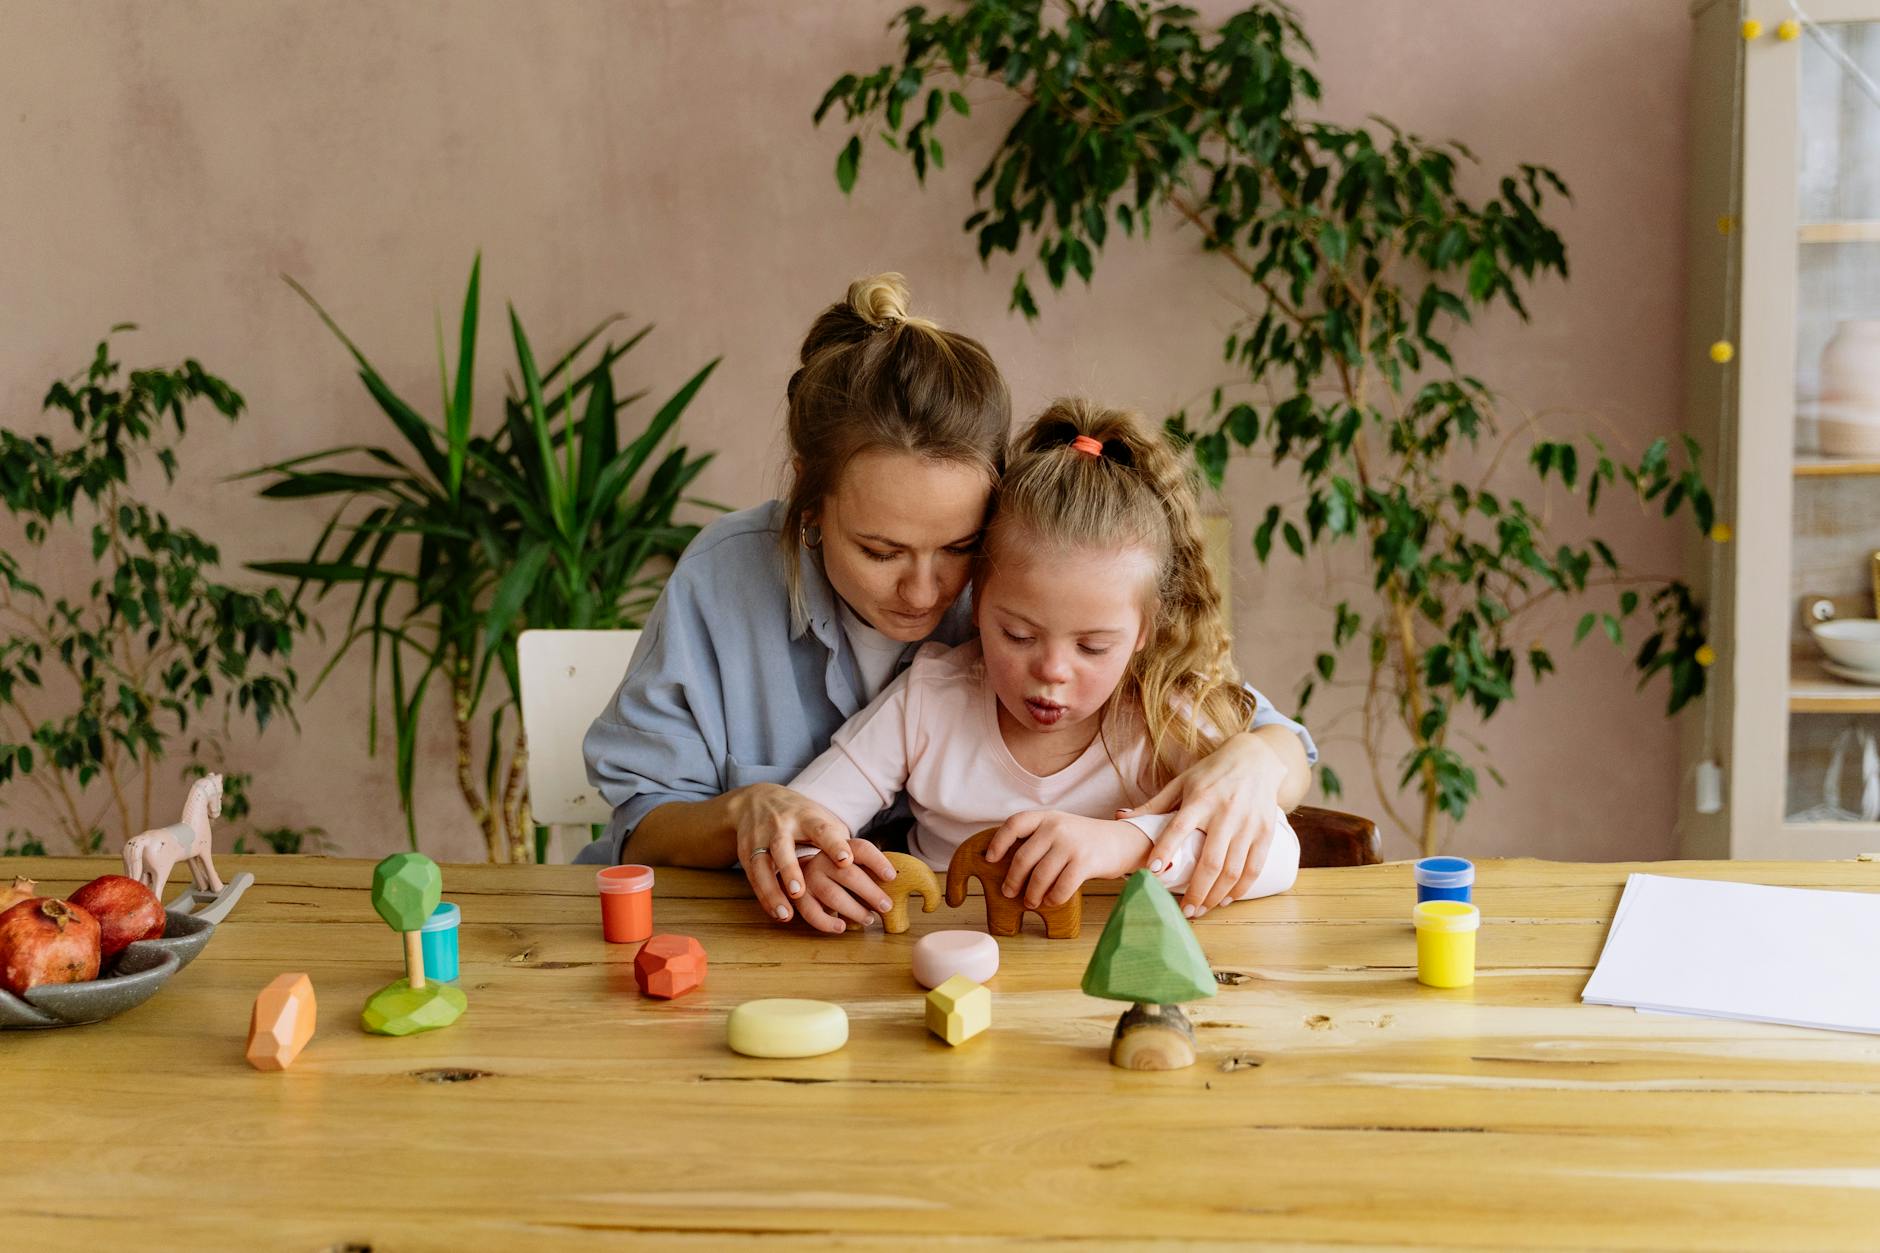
[[596, 865, 655, 943]]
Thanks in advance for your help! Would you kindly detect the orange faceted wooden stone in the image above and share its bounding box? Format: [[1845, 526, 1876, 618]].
[[633, 934, 707, 999], [247, 973, 317, 1071]]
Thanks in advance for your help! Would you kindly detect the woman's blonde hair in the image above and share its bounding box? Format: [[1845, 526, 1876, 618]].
[[983, 398, 1257, 784], [779, 274, 1010, 628]]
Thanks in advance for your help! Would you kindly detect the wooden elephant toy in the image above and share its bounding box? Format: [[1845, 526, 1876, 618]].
[[945, 828, 1082, 939], [880, 852, 941, 934]]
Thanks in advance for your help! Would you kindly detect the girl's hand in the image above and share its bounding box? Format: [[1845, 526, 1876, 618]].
[[794, 839, 898, 934], [728, 783, 859, 923], [985, 810, 1151, 909], [1118, 732, 1285, 918]]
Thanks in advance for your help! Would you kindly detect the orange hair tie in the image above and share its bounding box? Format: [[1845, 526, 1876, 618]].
[[1070, 434, 1104, 458]]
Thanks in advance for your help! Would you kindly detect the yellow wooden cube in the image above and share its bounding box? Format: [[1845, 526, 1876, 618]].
[[925, 974, 990, 1046]]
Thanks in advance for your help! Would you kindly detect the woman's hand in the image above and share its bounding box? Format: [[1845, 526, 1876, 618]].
[[727, 783, 860, 923], [794, 839, 898, 934], [985, 810, 1151, 910], [1119, 732, 1290, 918]]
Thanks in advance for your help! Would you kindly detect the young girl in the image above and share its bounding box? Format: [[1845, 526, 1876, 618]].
[[784, 399, 1301, 931]]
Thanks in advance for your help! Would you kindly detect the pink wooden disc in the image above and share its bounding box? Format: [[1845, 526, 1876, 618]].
[[912, 930, 999, 989]]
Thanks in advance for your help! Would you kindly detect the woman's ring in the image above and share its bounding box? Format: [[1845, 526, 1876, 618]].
[[750, 847, 770, 858]]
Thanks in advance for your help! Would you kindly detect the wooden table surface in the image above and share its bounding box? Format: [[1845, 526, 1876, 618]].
[[10, 855, 1880, 1250]]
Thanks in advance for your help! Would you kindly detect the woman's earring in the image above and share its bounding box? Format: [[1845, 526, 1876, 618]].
[[802, 522, 822, 550]]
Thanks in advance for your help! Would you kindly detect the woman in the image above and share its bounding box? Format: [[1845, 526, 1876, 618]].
[[583, 274, 1315, 928]]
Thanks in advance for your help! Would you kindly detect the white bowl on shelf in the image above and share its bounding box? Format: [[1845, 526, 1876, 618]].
[[1811, 619, 1880, 676]]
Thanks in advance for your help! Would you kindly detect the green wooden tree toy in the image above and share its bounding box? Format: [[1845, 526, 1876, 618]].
[[1081, 870, 1217, 1070], [361, 852, 466, 1036]]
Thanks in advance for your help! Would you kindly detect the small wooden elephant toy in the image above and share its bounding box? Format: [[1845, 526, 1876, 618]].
[[880, 853, 940, 934], [945, 828, 1082, 939]]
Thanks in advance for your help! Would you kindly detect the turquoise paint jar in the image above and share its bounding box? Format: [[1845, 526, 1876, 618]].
[[1414, 856, 1474, 904], [420, 901, 461, 982]]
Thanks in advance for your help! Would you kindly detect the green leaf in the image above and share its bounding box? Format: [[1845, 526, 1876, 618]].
[[1253, 505, 1281, 563], [1194, 432, 1228, 488], [446, 253, 481, 500], [509, 305, 566, 536], [481, 542, 552, 651], [247, 560, 389, 584], [1225, 403, 1258, 446], [836, 134, 862, 194], [1467, 249, 1498, 301], [1320, 224, 1347, 266], [256, 471, 416, 500]]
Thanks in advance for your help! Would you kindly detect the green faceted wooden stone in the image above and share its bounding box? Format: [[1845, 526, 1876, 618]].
[[361, 978, 466, 1036], [1081, 870, 1218, 1004], [371, 853, 442, 932]]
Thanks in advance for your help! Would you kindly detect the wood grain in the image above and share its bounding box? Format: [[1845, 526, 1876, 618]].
[[9, 855, 1880, 1250]]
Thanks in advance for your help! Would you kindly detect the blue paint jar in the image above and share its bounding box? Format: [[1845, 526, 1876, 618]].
[[420, 901, 461, 982], [1414, 856, 1474, 904]]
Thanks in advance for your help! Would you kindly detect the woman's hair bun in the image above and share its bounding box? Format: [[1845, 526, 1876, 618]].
[[847, 273, 913, 327]]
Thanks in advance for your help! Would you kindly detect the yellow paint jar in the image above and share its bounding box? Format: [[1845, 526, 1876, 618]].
[[1413, 900, 1480, 988]]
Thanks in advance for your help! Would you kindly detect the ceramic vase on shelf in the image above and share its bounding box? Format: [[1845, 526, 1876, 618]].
[[1817, 320, 1880, 458]]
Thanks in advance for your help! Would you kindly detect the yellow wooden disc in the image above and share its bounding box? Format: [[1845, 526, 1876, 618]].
[[726, 998, 848, 1058]]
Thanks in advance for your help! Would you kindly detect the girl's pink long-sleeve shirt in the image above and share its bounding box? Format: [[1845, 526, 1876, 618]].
[[789, 640, 1299, 901]]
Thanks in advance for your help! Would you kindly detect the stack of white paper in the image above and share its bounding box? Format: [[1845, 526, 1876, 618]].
[[1581, 873, 1880, 1034]]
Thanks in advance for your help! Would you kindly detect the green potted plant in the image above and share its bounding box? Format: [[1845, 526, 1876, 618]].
[[817, 0, 1717, 853], [251, 257, 719, 862]]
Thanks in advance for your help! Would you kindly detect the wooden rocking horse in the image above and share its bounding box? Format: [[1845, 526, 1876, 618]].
[[123, 774, 226, 900]]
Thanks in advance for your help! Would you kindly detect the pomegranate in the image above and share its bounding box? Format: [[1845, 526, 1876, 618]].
[[0, 898, 101, 995], [0, 877, 34, 912], [69, 874, 166, 958]]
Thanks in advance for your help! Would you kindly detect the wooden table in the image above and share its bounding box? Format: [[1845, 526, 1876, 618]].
[[10, 856, 1880, 1249]]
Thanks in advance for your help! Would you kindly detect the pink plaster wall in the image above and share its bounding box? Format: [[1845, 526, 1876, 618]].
[[0, 1, 1696, 861]]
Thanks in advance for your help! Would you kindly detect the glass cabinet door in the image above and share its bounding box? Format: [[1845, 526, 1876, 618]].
[[1787, 21, 1880, 827]]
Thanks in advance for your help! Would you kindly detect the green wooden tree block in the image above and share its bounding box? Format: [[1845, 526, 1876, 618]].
[[1081, 870, 1218, 1005], [371, 852, 442, 932], [361, 978, 466, 1036]]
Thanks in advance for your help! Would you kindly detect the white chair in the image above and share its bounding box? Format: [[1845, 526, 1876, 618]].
[[517, 628, 642, 862]]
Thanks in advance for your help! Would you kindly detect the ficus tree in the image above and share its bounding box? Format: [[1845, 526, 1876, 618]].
[[817, 0, 1715, 853], [0, 330, 304, 854]]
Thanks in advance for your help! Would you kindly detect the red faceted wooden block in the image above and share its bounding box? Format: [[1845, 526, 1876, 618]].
[[633, 933, 707, 999]]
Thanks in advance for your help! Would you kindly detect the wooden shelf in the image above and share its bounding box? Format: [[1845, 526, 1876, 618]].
[[1791, 657, 1880, 713], [1800, 221, 1880, 244], [1794, 455, 1880, 477], [1784, 821, 1880, 834]]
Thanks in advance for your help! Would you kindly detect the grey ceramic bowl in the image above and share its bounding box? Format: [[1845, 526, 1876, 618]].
[[0, 874, 253, 1030]]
